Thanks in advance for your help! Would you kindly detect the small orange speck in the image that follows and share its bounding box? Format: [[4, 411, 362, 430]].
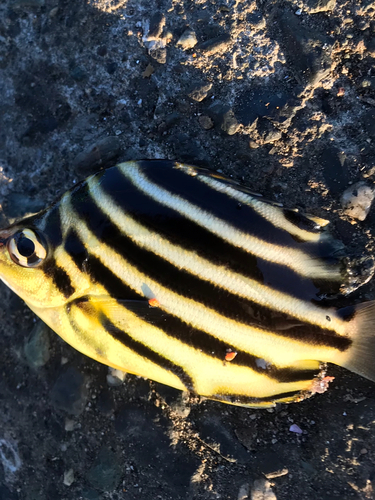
[[225, 351, 237, 361], [337, 87, 345, 97], [192, 53, 197, 58], [148, 298, 159, 307]]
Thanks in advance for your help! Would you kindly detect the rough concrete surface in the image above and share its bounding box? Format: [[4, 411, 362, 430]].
[[1, 0, 375, 499]]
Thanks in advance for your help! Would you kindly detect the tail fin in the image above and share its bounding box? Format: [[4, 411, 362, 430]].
[[338, 301, 375, 382]]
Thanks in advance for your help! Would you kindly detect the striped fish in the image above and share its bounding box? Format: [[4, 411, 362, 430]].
[[1, 160, 375, 408]]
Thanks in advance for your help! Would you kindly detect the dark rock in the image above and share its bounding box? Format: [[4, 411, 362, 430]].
[[10, 0, 44, 7], [257, 118, 282, 144], [361, 109, 375, 139], [149, 46, 167, 64], [234, 82, 296, 126], [198, 115, 214, 130], [73, 136, 121, 174], [3, 193, 45, 218], [221, 109, 240, 135], [106, 61, 118, 74], [197, 416, 251, 464], [50, 367, 88, 415], [97, 45, 107, 57], [24, 321, 51, 369], [148, 12, 166, 39], [272, 8, 332, 85], [23, 116, 59, 139], [199, 34, 231, 55], [96, 390, 115, 416], [70, 66, 87, 82], [246, 10, 266, 28], [316, 144, 350, 195], [80, 488, 101, 500], [86, 448, 122, 492], [187, 82, 212, 102]]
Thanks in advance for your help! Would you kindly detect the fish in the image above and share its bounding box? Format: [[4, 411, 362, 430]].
[[1, 159, 375, 408]]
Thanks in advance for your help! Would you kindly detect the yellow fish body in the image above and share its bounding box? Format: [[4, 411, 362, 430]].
[[1, 160, 375, 408]]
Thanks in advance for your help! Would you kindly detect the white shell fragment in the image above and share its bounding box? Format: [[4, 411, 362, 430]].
[[341, 181, 375, 221], [251, 479, 277, 500], [176, 29, 198, 50]]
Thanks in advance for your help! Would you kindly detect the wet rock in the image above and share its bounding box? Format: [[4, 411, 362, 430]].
[[341, 181, 375, 221], [247, 10, 266, 28], [3, 193, 45, 219], [198, 115, 214, 130], [24, 321, 51, 369], [273, 8, 332, 85], [188, 82, 212, 102], [221, 109, 240, 135], [73, 136, 121, 174], [23, 116, 59, 140], [304, 0, 336, 13], [50, 367, 88, 415], [176, 28, 197, 50], [199, 34, 231, 55], [86, 447, 122, 492], [251, 479, 277, 500]]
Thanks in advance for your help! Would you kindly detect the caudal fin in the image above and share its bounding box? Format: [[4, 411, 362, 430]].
[[339, 300, 375, 382]]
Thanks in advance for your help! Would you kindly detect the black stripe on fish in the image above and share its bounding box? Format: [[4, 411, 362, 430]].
[[283, 209, 322, 233], [108, 164, 343, 299], [43, 204, 64, 248], [63, 230, 320, 383], [65, 228, 141, 301], [44, 257, 75, 298], [100, 315, 195, 392], [137, 160, 317, 249], [70, 185, 351, 352]]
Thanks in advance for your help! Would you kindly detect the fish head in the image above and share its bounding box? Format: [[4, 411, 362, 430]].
[[0, 222, 68, 310]]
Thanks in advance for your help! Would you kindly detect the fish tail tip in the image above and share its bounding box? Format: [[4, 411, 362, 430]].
[[340, 300, 375, 383]]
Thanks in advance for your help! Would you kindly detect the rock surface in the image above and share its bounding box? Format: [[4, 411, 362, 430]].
[[1, 0, 375, 499]]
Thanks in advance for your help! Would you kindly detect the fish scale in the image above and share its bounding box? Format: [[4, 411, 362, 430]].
[[0, 160, 374, 408]]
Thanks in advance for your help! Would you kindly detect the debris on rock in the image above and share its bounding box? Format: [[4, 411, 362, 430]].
[[341, 181, 375, 221], [188, 82, 212, 102], [73, 136, 121, 174], [198, 115, 214, 130], [251, 479, 277, 500], [177, 28, 197, 50]]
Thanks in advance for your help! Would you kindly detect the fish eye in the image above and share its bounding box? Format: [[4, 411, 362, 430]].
[[7, 229, 47, 268]]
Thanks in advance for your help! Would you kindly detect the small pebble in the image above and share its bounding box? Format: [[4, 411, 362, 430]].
[[199, 115, 214, 130], [188, 82, 212, 102], [106, 367, 127, 387], [63, 469, 75, 487], [24, 321, 51, 369], [289, 424, 303, 434], [341, 181, 375, 221], [176, 29, 198, 50], [221, 110, 240, 135]]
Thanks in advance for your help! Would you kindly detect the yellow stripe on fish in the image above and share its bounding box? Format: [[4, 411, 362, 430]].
[[0, 160, 374, 408]]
